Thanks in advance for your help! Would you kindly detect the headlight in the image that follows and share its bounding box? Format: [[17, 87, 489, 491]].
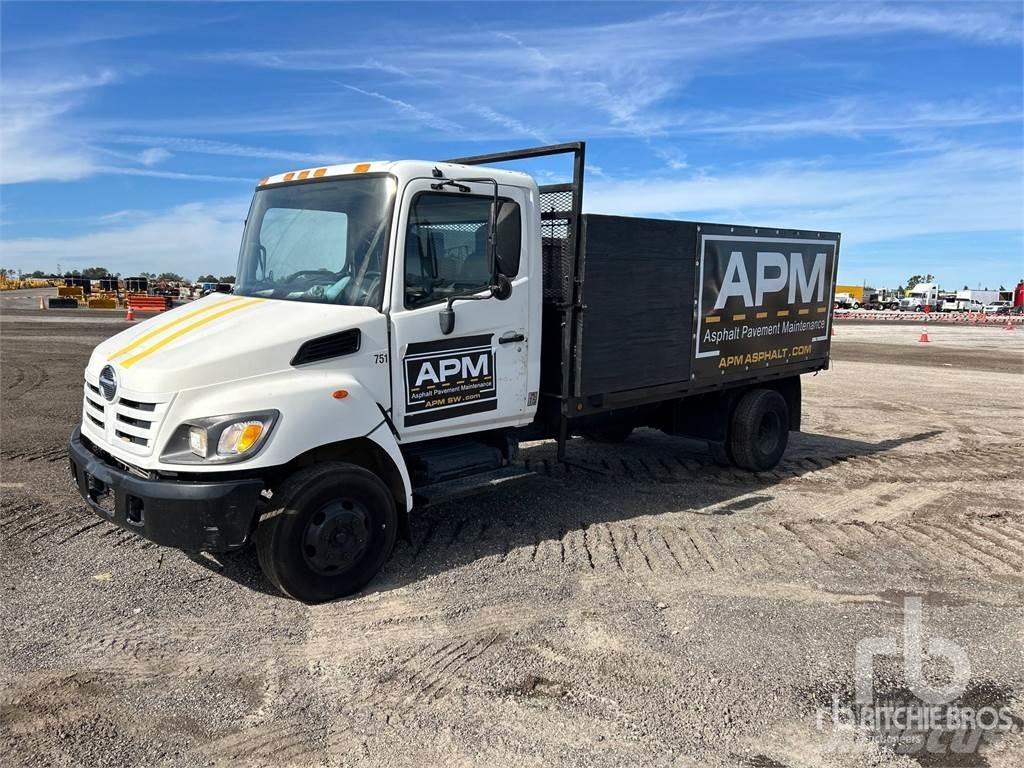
[[188, 427, 207, 457], [217, 420, 266, 456], [161, 411, 279, 464]]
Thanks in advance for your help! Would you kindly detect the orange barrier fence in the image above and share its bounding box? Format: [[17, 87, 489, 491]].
[[834, 310, 1023, 325], [126, 293, 171, 312]]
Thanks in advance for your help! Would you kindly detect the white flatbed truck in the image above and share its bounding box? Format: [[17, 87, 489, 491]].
[[69, 142, 840, 601]]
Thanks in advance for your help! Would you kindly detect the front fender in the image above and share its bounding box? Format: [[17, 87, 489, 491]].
[[157, 368, 413, 510]]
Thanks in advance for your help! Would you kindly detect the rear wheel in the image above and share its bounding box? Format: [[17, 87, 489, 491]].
[[729, 389, 789, 472], [256, 462, 397, 603]]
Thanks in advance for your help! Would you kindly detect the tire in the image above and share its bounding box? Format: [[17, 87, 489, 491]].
[[256, 462, 397, 603], [578, 423, 634, 443], [707, 440, 734, 466], [728, 389, 789, 472]]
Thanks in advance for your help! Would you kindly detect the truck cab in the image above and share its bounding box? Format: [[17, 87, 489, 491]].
[[899, 282, 940, 312], [71, 159, 543, 601], [69, 142, 839, 602]]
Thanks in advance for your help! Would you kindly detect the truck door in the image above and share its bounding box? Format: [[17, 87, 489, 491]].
[[388, 179, 531, 442]]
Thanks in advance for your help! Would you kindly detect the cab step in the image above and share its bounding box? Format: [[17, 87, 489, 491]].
[[413, 465, 535, 508]]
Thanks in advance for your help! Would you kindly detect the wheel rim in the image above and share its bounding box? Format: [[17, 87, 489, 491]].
[[302, 498, 371, 575], [756, 411, 781, 455]]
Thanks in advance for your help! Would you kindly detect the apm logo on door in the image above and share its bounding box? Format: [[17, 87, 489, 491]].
[[403, 334, 497, 426]]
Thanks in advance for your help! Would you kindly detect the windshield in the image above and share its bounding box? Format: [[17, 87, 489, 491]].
[[234, 176, 394, 308]]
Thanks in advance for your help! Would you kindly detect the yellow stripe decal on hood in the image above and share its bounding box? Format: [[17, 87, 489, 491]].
[[107, 296, 247, 362], [119, 298, 263, 368]]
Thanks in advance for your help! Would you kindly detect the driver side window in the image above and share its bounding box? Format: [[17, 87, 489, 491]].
[[404, 193, 520, 309]]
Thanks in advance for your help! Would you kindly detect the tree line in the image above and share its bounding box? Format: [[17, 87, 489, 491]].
[[0, 267, 234, 283]]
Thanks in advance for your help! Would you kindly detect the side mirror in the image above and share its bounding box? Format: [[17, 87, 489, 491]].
[[492, 273, 512, 301], [438, 306, 455, 335], [494, 201, 521, 278]]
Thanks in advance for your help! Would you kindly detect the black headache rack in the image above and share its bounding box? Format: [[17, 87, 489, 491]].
[[449, 142, 840, 459], [448, 142, 587, 457]]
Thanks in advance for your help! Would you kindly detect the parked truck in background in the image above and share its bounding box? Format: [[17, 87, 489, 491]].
[[899, 282, 941, 312], [834, 291, 860, 309], [835, 284, 899, 310], [68, 142, 839, 602]]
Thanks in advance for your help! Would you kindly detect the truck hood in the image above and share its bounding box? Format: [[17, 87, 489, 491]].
[[88, 294, 384, 393]]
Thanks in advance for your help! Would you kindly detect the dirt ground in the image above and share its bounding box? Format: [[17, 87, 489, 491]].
[[2, 290, 1023, 767]]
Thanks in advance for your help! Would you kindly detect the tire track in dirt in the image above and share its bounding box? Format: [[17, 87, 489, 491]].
[[0, 361, 49, 401], [0, 497, 93, 545], [406, 512, 1024, 585], [521, 441, 1024, 488], [201, 716, 325, 765], [0, 446, 68, 462]]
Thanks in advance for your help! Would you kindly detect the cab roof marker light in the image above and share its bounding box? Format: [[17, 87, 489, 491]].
[[257, 177, 268, 187], [353, 163, 371, 173], [313, 168, 327, 177], [297, 170, 310, 179], [282, 172, 295, 181]]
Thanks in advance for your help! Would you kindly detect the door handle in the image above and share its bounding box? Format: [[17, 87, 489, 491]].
[[499, 331, 526, 344]]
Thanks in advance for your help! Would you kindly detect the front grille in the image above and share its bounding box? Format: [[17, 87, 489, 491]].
[[98, 364, 118, 400], [82, 372, 170, 457]]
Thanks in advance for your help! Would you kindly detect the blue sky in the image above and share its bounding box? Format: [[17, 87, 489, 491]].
[[1, 1, 1022, 289]]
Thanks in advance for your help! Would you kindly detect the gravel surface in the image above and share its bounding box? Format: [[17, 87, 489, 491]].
[[2, 289, 1023, 767]]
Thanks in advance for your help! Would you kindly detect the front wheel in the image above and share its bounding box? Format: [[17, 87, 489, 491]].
[[256, 462, 397, 603]]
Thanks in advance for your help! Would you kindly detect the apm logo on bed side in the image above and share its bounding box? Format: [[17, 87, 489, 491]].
[[707, 244, 836, 311]]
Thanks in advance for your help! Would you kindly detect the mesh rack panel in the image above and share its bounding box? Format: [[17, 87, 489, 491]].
[[539, 187, 574, 304], [416, 222, 484, 233]]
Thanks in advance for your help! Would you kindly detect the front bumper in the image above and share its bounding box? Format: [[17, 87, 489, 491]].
[[68, 428, 264, 552]]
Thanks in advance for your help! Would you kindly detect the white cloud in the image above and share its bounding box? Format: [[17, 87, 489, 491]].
[[673, 97, 1023, 139], [0, 199, 250, 277], [193, 3, 1022, 141], [107, 135, 346, 164], [4, 142, 1018, 279], [585, 144, 1024, 246], [138, 147, 173, 166], [0, 105, 98, 183], [0, 69, 280, 184], [466, 105, 552, 145], [340, 84, 464, 134], [0, 72, 119, 183]]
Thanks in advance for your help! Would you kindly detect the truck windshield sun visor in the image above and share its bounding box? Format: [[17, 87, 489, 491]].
[[234, 175, 396, 310]]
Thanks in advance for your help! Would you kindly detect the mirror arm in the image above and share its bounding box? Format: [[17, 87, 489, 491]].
[[445, 286, 495, 311], [438, 283, 502, 335]]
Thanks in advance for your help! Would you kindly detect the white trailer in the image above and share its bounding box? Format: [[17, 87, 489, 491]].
[[941, 289, 998, 312]]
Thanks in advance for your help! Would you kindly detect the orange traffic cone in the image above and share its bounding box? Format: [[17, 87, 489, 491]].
[[125, 303, 135, 321], [919, 327, 930, 343], [1005, 319, 1015, 331]]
